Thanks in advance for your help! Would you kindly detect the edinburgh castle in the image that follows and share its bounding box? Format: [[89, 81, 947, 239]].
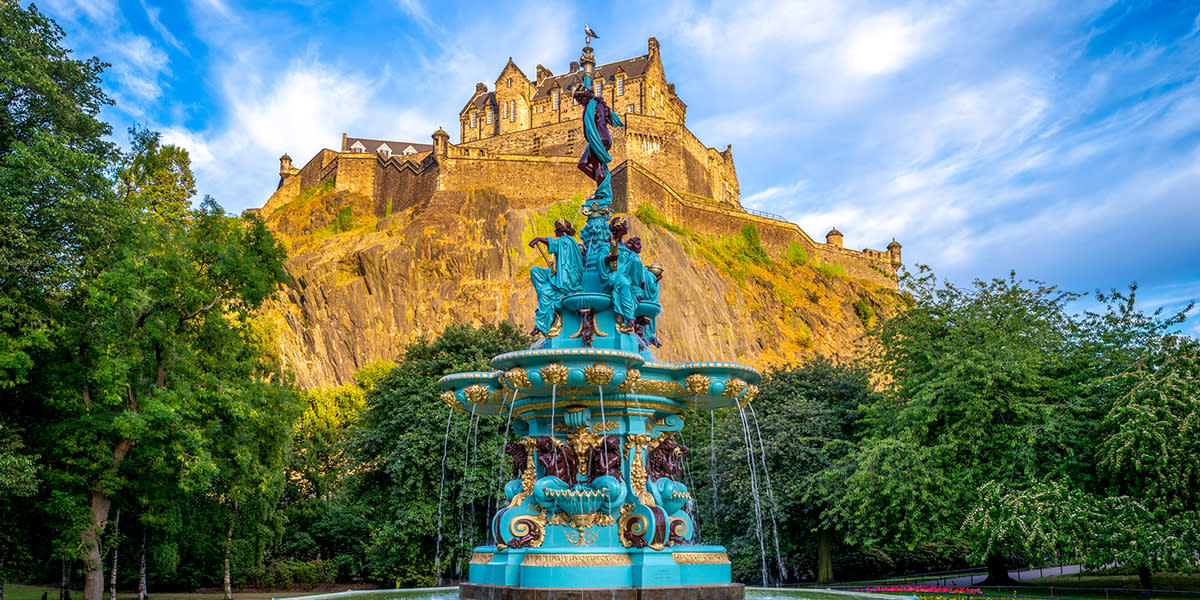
[[257, 38, 903, 387]]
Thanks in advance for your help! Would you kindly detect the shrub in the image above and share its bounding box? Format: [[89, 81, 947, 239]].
[[787, 241, 808, 266], [816, 261, 845, 278], [335, 206, 353, 232], [854, 298, 875, 327], [737, 223, 770, 265]]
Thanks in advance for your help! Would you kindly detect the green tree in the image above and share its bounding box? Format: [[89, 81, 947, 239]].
[[829, 269, 1093, 584], [0, 1, 117, 389], [350, 323, 526, 586], [1093, 334, 1200, 589]]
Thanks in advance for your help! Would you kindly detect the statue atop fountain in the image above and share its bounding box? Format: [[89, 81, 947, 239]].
[[438, 26, 756, 600]]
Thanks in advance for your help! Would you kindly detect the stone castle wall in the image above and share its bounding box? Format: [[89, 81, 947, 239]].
[[613, 162, 897, 287]]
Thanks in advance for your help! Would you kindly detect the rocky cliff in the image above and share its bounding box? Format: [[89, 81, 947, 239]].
[[260, 186, 899, 389]]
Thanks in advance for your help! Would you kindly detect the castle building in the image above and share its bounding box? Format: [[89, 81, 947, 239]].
[[263, 37, 901, 287]]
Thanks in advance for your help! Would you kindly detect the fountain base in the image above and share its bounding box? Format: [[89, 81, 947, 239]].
[[461, 582, 744, 600], [463, 547, 743, 600]]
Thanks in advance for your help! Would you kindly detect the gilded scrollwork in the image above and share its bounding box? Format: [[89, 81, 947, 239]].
[[683, 373, 711, 396], [616, 503, 646, 549], [563, 528, 599, 546], [583, 363, 615, 385], [507, 509, 547, 549], [505, 368, 531, 389], [644, 417, 668, 434], [540, 363, 570, 386], [635, 378, 680, 398]]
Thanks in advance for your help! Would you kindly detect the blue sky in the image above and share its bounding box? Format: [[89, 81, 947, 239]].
[[37, 0, 1200, 332]]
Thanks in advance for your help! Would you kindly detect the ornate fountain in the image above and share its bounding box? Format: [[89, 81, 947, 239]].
[[439, 28, 758, 600]]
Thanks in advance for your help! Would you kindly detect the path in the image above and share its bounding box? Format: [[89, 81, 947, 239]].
[[918, 565, 1084, 587]]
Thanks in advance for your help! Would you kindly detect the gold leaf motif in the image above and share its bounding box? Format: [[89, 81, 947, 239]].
[[540, 363, 569, 386], [739, 384, 760, 406], [505, 368, 531, 389], [617, 369, 641, 393], [635, 378, 680, 398], [440, 391, 462, 411], [469, 552, 494, 564], [584, 363, 615, 385], [592, 420, 618, 433], [644, 417, 668, 434], [624, 434, 656, 507], [722, 377, 748, 399], [521, 553, 631, 567], [564, 528, 599, 546], [684, 373, 711, 396], [464, 384, 491, 405], [672, 552, 730, 565]]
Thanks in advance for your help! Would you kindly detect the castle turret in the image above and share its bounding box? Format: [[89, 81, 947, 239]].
[[277, 153, 299, 189], [432, 127, 450, 157], [826, 227, 843, 248], [648, 36, 660, 59], [887, 238, 902, 268], [476, 82, 488, 93], [536, 64, 552, 85]]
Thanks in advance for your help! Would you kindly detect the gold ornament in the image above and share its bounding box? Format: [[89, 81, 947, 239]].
[[722, 377, 748, 399], [584, 363, 615, 385], [624, 434, 657, 507], [617, 369, 641, 393], [540, 363, 569, 386], [635, 378, 680, 398], [464, 384, 491, 406], [440, 391, 462, 411], [684, 373, 711, 396], [521, 553, 631, 567], [644, 417, 669, 434], [505, 368, 531, 389], [668, 517, 690, 546], [469, 552, 494, 564], [564, 528, 599, 546], [566, 427, 603, 476], [617, 504, 647, 549], [508, 509, 547, 548], [672, 552, 730, 565], [739, 384, 760, 406]]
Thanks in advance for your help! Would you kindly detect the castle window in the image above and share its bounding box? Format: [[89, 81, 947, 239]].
[[471, 112, 477, 128], [553, 90, 560, 110], [350, 140, 366, 152], [628, 105, 635, 113], [567, 130, 577, 144], [532, 136, 541, 155], [487, 107, 493, 124], [507, 78, 512, 88], [616, 76, 624, 95], [503, 102, 509, 120], [595, 79, 602, 96], [510, 101, 516, 122]]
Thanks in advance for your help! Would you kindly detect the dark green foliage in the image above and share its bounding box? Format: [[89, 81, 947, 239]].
[[737, 224, 770, 265], [350, 323, 527, 586]]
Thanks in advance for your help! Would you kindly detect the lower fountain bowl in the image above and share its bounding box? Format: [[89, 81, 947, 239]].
[[562, 293, 612, 312]]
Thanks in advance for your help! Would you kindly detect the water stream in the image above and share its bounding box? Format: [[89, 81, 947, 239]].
[[737, 403, 769, 586], [432, 406, 455, 585], [750, 403, 787, 582]]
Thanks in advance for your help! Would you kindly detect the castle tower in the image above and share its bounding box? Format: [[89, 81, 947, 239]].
[[277, 153, 299, 189], [888, 238, 902, 268], [432, 127, 450, 157], [826, 227, 843, 248]]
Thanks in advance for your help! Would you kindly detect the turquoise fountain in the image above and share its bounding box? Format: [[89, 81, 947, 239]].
[[438, 28, 759, 600]]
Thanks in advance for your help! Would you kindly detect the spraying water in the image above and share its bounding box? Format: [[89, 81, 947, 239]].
[[433, 407, 455, 585], [709, 411, 720, 530], [749, 403, 787, 583], [488, 389, 517, 545], [736, 403, 768, 586]]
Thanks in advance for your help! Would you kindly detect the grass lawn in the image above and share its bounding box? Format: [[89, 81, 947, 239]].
[[4, 585, 325, 600], [1024, 573, 1200, 592]]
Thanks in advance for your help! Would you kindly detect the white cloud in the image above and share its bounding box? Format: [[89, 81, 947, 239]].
[[38, 0, 118, 24], [105, 35, 170, 108], [140, 0, 187, 53], [842, 11, 929, 77]]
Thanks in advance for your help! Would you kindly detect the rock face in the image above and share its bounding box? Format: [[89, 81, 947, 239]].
[[261, 187, 898, 389]]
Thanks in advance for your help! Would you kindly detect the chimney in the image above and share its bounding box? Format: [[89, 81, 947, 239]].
[[570, 60, 580, 72], [475, 82, 488, 93], [536, 64, 552, 85]]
